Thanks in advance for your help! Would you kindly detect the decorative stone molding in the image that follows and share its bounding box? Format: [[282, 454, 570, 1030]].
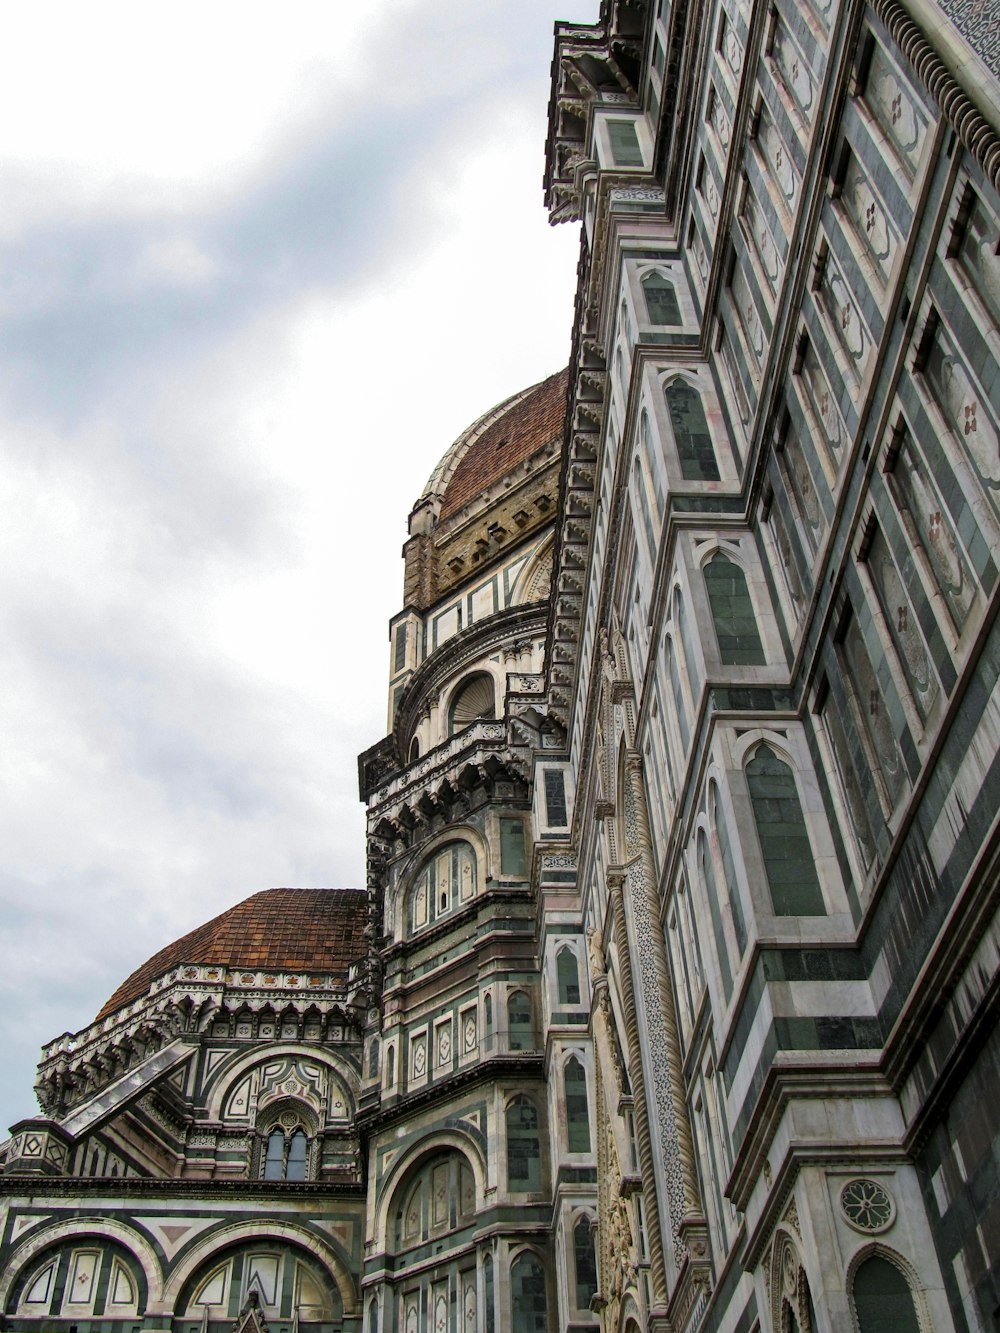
[[874, 0, 1000, 189]]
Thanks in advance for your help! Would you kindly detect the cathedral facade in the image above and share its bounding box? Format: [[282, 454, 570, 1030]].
[[3, 1, 1000, 1332]]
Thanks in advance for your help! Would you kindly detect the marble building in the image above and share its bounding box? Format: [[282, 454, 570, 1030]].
[[3, 0, 1000, 1331]]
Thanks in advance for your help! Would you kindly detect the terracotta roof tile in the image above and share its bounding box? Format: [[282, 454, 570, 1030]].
[[96, 887, 368, 1021], [439, 368, 568, 520]]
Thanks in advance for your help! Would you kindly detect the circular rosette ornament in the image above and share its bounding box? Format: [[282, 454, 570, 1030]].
[[840, 1178, 895, 1233]]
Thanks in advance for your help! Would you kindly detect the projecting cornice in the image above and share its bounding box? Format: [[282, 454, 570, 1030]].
[[873, 0, 1000, 190]]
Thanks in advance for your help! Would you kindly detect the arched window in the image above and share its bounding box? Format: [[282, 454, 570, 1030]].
[[565, 1056, 591, 1152], [746, 746, 825, 915], [386, 1045, 396, 1087], [286, 1130, 307, 1181], [508, 991, 535, 1050], [665, 379, 720, 481], [264, 1129, 284, 1179], [409, 841, 477, 932], [574, 1217, 599, 1310], [408, 737, 420, 763], [261, 1122, 311, 1181], [642, 271, 682, 325], [510, 1252, 548, 1333], [506, 1096, 542, 1191], [853, 1255, 921, 1333], [557, 948, 581, 1005], [484, 993, 494, 1044], [704, 552, 765, 664], [448, 672, 496, 734], [484, 1253, 496, 1333]]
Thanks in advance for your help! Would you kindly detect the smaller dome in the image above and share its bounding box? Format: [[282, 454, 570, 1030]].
[[420, 369, 567, 522], [96, 887, 367, 1021]]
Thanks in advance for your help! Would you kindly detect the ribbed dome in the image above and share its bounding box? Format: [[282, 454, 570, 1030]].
[[421, 368, 568, 522], [96, 887, 368, 1021]]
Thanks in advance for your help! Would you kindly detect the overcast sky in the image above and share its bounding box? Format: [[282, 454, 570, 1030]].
[[0, 1, 595, 1133]]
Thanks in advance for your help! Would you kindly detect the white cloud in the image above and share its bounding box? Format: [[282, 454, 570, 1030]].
[[0, 0, 598, 1134]]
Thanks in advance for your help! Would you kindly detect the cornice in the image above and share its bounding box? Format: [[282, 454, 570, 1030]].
[[356, 1054, 546, 1135], [0, 1176, 365, 1200], [873, 0, 1000, 190]]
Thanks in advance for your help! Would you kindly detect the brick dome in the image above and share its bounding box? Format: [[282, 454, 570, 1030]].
[[420, 368, 568, 522], [96, 887, 368, 1020]]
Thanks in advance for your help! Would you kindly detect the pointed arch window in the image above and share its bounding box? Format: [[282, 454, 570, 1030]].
[[704, 552, 765, 664], [508, 991, 535, 1050], [574, 1217, 599, 1310], [448, 673, 496, 735], [746, 745, 825, 915], [484, 1253, 496, 1333], [506, 1097, 542, 1191], [263, 1129, 284, 1180], [666, 380, 720, 481], [642, 271, 682, 325], [557, 948, 581, 1005], [852, 1255, 921, 1332], [564, 1057, 591, 1152], [510, 1251, 548, 1332], [261, 1124, 310, 1181]]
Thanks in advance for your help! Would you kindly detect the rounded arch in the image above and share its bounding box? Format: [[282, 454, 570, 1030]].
[[256, 1093, 319, 1134], [512, 534, 555, 606], [0, 1218, 161, 1315], [620, 1291, 645, 1333], [386, 1148, 477, 1255], [846, 1242, 932, 1333], [403, 837, 480, 936], [206, 1044, 358, 1123], [161, 1222, 358, 1318], [447, 670, 498, 735], [372, 1131, 487, 1246], [386, 824, 490, 935]]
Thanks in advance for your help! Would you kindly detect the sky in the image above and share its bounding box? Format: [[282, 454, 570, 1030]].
[[0, 0, 596, 1134]]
